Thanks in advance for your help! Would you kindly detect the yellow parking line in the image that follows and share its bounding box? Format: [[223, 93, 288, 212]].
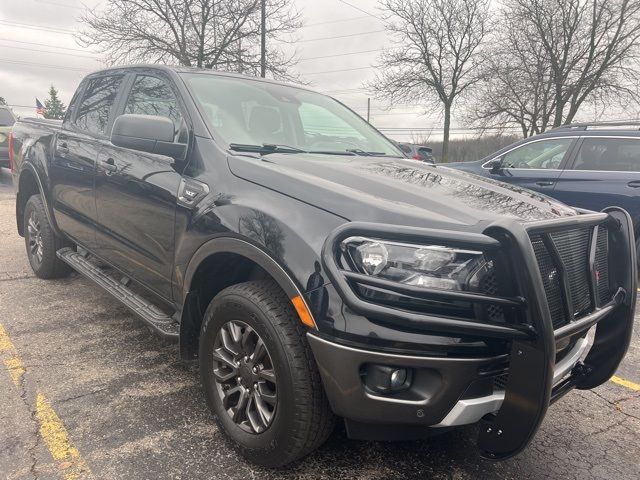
[[36, 394, 92, 480], [0, 324, 93, 479], [611, 375, 640, 392], [0, 324, 25, 387], [0, 324, 14, 353]]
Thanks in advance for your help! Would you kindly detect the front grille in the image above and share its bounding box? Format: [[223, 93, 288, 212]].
[[594, 227, 611, 305], [493, 372, 509, 391], [481, 271, 505, 322], [530, 235, 566, 328], [530, 226, 610, 329], [550, 229, 591, 317]]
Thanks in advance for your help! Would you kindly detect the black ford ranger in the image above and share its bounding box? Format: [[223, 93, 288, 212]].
[[9, 65, 636, 467]]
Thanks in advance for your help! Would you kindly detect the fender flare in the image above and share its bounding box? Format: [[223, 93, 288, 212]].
[[182, 236, 312, 311], [17, 162, 60, 236], [179, 236, 315, 360]]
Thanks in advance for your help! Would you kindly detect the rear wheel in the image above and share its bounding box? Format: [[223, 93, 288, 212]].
[[199, 280, 335, 467], [24, 194, 72, 279]]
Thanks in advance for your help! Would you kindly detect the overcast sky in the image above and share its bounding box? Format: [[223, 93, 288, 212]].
[[0, 0, 454, 141]]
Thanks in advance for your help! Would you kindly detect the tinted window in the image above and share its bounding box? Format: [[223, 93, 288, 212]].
[[417, 147, 432, 160], [573, 138, 640, 172], [502, 138, 573, 169], [0, 108, 15, 126], [74, 75, 123, 135], [124, 75, 182, 126]]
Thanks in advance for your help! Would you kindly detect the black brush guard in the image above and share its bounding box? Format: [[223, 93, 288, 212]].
[[321, 207, 636, 460]]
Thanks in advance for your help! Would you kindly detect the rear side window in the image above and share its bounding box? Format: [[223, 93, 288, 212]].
[[572, 138, 640, 172], [0, 108, 15, 126], [124, 75, 182, 126], [417, 147, 432, 160], [74, 75, 123, 135]]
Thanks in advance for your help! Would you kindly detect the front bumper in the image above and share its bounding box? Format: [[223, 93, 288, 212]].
[[315, 207, 636, 459]]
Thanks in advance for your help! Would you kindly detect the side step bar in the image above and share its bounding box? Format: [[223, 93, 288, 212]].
[[56, 248, 179, 340]]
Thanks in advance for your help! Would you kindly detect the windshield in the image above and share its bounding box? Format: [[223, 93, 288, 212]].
[[182, 73, 402, 156]]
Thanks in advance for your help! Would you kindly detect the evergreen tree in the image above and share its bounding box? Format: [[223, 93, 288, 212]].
[[43, 86, 66, 120]]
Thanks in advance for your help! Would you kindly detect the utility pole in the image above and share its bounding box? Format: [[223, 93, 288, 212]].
[[260, 0, 266, 78], [366, 98, 371, 123]]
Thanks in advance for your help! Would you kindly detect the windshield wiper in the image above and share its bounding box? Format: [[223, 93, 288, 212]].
[[345, 149, 397, 157], [229, 143, 307, 155]]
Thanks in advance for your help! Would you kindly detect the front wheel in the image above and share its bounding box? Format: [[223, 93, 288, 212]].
[[199, 280, 335, 467], [23, 194, 72, 279]]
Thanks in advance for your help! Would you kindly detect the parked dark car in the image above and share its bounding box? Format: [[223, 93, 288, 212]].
[[9, 66, 636, 467], [398, 142, 434, 163], [0, 106, 17, 169], [447, 123, 640, 265]]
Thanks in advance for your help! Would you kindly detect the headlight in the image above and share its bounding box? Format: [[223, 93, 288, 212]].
[[342, 237, 488, 291]]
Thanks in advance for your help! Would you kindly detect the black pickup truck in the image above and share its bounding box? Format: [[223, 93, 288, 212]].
[[9, 65, 636, 467]]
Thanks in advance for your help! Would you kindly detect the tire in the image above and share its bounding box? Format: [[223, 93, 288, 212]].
[[23, 194, 72, 279], [199, 280, 335, 467]]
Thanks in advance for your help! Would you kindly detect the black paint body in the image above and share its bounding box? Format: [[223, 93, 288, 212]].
[[9, 66, 636, 459]]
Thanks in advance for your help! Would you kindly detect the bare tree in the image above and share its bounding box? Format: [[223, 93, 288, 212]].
[[472, 0, 640, 135], [368, 0, 490, 162], [77, 0, 301, 80]]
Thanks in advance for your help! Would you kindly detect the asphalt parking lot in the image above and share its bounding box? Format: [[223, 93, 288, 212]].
[[0, 172, 639, 480]]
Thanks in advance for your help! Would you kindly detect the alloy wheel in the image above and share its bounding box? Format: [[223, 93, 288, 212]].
[[212, 320, 278, 434], [27, 211, 43, 264]]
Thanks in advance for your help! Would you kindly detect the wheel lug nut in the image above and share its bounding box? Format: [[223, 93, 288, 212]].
[[252, 366, 258, 373], [253, 383, 258, 389]]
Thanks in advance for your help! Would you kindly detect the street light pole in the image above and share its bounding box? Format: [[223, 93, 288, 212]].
[[260, 0, 266, 78]]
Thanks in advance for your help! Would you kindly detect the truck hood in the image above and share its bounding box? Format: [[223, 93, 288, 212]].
[[228, 154, 576, 228]]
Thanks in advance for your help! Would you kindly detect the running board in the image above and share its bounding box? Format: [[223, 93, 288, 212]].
[[56, 248, 179, 340]]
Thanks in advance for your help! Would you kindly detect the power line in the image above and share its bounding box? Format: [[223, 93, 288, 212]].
[[33, 0, 82, 9], [303, 15, 371, 28], [0, 20, 75, 34], [4, 104, 41, 109], [0, 44, 98, 59], [324, 87, 368, 93], [306, 66, 374, 75], [0, 38, 92, 53], [0, 58, 88, 73], [337, 0, 378, 18], [299, 48, 382, 62], [280, 29, 385, 44]]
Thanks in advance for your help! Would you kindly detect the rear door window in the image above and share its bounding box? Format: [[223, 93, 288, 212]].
[[74, 75, 123, 135], [572, 138, 640, 172]]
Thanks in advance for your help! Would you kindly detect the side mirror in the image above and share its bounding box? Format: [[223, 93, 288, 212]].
[[111, 114, 187, 161], [483, 157, 502, 173]]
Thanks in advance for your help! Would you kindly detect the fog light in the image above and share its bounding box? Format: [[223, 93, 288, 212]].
[[364, 364, 411, 394], [390, 369, 407, 389]]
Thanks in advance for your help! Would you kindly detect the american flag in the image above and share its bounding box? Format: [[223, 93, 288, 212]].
[[36, 98, 45, 116]]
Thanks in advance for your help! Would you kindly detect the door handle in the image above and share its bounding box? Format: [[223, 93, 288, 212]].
[[535, 181, 555, 187], [99, 158, 118, 175], [627, 181, 640, 188]]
